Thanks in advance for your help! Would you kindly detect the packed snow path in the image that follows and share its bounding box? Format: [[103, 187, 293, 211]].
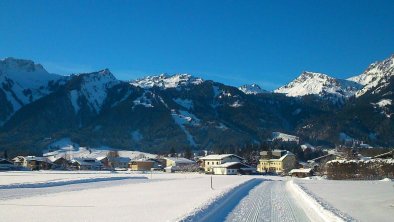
[[183, 179, 310, 222], [226, 180, 310, 222]]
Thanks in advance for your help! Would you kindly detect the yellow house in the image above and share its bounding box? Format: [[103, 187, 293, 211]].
[[129, 160, 154, 171], [257, 150, 296, 174]]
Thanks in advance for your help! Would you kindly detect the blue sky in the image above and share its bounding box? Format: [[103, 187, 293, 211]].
[[1, 0, 394, 90]]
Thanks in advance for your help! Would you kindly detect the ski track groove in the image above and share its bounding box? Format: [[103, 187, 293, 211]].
[[224, 181, 310, 222]]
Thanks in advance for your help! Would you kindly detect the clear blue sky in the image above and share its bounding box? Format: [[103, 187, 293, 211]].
[[1, 0, 394, 90]]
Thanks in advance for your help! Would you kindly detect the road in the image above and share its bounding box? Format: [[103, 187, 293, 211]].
[[183, 179, 311, 222]]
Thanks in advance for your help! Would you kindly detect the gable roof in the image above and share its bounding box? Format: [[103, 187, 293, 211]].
[[289, 168, 313, 174], [200, 154, 244, 161], [212, 162, 254, 170], [25, 156, 52, 163], [71, 158, 103, 166], [164, 157, 195, 164]]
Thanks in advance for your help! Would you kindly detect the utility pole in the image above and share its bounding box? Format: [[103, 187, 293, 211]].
[[210, 175, 213, 190]]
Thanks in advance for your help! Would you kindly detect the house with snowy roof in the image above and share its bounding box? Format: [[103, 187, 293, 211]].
[[162, 157, 197, 172], [71, 158, 103, 170], [199, 154, 244, 173], [257, 150, 296, 174], [212, 162, 255, 175], [108, 157, 131, 169], [51, 157, 71, 170], [163, 157, 196, 167], [12, 156, 52, 170]]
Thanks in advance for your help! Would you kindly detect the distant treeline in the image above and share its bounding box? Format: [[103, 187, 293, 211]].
[[326, 159, 394, 180]]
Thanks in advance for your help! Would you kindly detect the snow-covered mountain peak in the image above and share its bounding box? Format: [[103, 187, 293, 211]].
[[130, 73, 204, 89], [0, 57, 60, 89], [1, 57, 46, 73], [0, 58, 64, 123], [238, 84, 268, 94], [274, 71, 362, 102], [348, 55, 394, 97], [76, 69, 119, 85], [70, 69, 119, 113]]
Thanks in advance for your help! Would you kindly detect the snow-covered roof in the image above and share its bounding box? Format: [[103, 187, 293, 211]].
[[25, 156, 52, 163], [200, 154, 244, 161], [261, 152, 295, 161], [278, 153, 294, 161], [289, 168, 313, 174], [212, 162, 252, 169], [164, 157, 195, 164], [71, 158, 103, 166], [131, 159, 155, 163]]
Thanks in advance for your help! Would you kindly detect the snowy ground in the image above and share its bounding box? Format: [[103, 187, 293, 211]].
[[294, 178, 394, 222], [0, 171, 391, 222], [0, 171, 253, 221]]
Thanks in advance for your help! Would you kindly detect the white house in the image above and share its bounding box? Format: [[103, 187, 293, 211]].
[[212, 162, 254, 175], [200, 154, 244, 173]]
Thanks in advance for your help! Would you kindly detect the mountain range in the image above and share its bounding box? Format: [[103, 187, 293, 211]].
[[0, 54, 393, 156]]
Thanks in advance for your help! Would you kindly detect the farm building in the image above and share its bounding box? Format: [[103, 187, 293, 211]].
[[289, 168, 314, 178], [129, 159, 154, 171]]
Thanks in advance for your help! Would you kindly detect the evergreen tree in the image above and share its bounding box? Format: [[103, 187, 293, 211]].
[[184, 147, 192, 159], [169, 147, 176, 157]]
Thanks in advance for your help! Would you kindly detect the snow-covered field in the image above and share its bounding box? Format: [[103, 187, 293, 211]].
[[0, 171, 392, 222], [0, 171, 253, 221], [294, 178, 394, 222]]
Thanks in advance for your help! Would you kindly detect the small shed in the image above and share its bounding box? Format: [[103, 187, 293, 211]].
[[289, 168, 314, 178]]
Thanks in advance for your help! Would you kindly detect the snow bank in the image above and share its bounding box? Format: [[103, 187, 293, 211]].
[[294, 178, 394, 221], [287, 180, 349, 222], [179, 178, 260, 221]]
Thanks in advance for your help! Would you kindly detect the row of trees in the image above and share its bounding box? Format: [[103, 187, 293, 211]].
[[326, 159, 394, 180]]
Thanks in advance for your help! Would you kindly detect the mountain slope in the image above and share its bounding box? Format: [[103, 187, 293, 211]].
[[274, 71, 362, 103], [238, 84, 268, 95], [0, 58, 63, 124], [0, 55, 394, 156], [348, 55, 394, 97]]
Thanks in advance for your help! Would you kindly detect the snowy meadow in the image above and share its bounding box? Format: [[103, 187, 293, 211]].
[[0, 171, 393, 222]]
